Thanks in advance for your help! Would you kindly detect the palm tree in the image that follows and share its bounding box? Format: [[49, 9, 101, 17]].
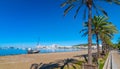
[[99, 22, 118, 54], [105, 38, 114, 51], [116, 38, 120, 50], [101, 37, 114, 54], [61, 0, 120, 64], [92, 16, 118, 57], [80, 16, 118, 57]]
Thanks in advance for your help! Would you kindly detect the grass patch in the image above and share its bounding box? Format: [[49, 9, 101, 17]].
[[98, 52, 109, 69]]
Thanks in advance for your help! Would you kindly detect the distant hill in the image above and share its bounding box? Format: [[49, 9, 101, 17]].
[[73, 43, 96, 46]]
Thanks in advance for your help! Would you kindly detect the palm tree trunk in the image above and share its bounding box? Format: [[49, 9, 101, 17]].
[[88, 2, 92, 65], [96, 33, 100, 58], [102, 41, 106, 55], [102, 41, 104, 53], [105, 43, 108, 54]]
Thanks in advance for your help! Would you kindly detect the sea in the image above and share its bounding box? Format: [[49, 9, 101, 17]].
[[0, 48, 81, 56]]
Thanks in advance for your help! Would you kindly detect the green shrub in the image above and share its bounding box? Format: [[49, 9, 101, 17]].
[[98, 52, 109, 69]]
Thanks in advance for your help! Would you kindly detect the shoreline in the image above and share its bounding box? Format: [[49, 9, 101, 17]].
[[0, 49, 86, 58], [0, 49, 86, 57], [0, 49, 96, 69]]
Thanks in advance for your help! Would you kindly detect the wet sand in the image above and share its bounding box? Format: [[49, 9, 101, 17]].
[[0, 50, 96, 69]]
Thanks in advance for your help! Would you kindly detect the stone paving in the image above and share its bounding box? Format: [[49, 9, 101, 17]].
[[112, 50, 120, 69]]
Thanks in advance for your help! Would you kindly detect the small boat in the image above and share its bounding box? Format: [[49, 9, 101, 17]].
[[27, 48, 40, 54], [27, 38, 41, 54]]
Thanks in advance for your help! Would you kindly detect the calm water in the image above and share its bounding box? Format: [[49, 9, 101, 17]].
[[0, 48, 81, 56], [0, 48, 27, 56]]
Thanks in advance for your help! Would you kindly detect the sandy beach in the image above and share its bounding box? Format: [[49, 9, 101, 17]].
[[0, 50, 96, 69]]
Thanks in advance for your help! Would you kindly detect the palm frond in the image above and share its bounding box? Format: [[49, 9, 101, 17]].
[[81, 31, 88, 37], [61, 2, 67, 8], [64, 4, 74, 16], [83, 7, 87, 20], [113, 0, 120, 5], [80, 28, 88, 33], [92, 1, 99, 15], [74, 4, 82, 19]]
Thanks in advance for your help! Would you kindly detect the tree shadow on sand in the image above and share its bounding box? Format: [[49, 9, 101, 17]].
[[30, 58, 82, 69], [74, 54, 88, 62], [74, 53, 98, 65], [30, 62, 60, 69], [30, 53, 98, 69]]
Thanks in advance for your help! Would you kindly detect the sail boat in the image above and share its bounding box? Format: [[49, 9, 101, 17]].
[[27, 38, 40, 54], [27, 48, 40, 54]]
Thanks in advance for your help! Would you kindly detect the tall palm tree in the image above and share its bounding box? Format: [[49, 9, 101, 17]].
[[61, 0, 120, 64], [92, 16, 118, 57], [80, 16, 118, 58], [99, 21, 118, 54], [101, 37, 114, 54], [100, 25, 118, 54], [116, 38, 120, 50], [104, 38, 113, 51]]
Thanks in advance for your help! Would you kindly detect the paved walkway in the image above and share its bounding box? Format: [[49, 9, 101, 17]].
[[112, 50, 120, 69]]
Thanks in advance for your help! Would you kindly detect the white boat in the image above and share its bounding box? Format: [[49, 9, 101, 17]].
[[27, 38, 41, 54], [27, 48, 40, 54]]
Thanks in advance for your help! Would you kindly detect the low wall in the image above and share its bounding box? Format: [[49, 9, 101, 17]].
[[103, 51, 112, 69]]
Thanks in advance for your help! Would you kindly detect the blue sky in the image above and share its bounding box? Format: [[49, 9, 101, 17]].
[[0, 0, 120, 47]]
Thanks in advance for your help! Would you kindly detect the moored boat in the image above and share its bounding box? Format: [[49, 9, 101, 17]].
[[27, 48, 40, 54]]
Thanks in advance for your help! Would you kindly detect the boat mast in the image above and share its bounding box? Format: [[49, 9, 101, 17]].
[[37, 37, 40, 46]]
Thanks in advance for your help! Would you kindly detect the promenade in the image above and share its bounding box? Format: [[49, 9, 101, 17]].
[[112, 50, 120, 69]]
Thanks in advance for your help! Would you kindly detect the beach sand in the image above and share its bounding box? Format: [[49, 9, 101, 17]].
[[0, 50, 96, 69]]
